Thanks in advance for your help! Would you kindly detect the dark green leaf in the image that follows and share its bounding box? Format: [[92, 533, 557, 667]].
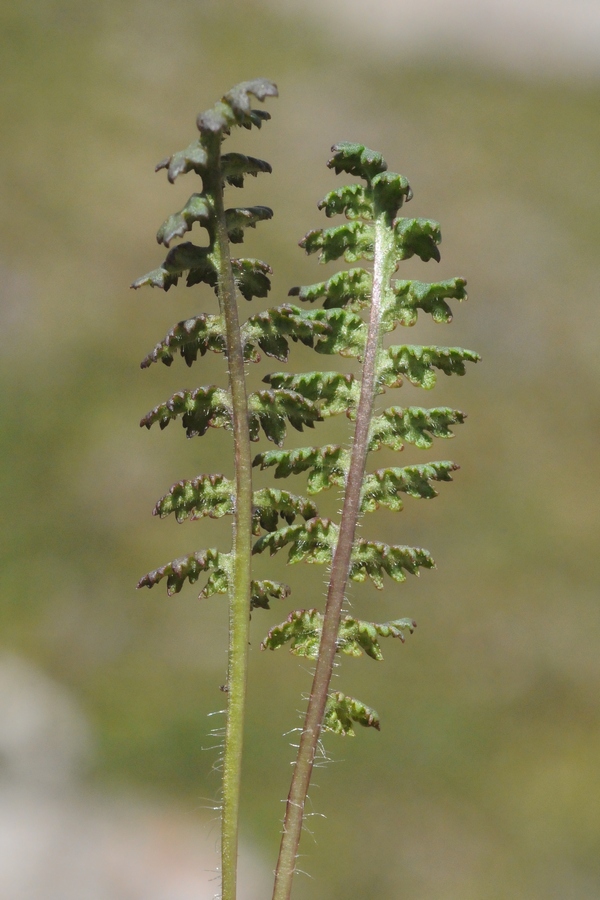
[[155, 139, 208, 184], [221, 152, 272, 187], [225, 205, 273, 244], [140, 314, 226, 369], [252, 488, 319, 535], [371, 171, 413, 216], [327, 143, 388, 181], [156, 194, 214, 248], [131, 242, 217, 292], [232, 258, 272, 301], [140, 386, 232, 437], [242, 305, 329, 362], [248, 390, 322, 445]]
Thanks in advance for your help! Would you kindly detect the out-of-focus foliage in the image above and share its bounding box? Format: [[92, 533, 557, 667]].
[[1, 2, 599, 899]]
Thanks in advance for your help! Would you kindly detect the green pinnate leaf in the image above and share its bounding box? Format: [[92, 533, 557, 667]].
[[140, 314, 226, 369], [263, 371, 360, 418], [156, 194, 214, 248], [262, 611, 416, 661], [317, 183, 373, 220], [385, 277, 468, 328], [324, 691, 380, 736], [361, 461, 459, 513], [371, 171, 413, 216], [248, 390, 322, 445], [225, 205, 273, 243], [393, 217, 441, 263], [232, 258, 272, 301], [155, 139, 209, 184], [327, 142, 388, 181], [137, 548, 230, 597], [368, 406, 467, 451], [289, 268, 372, 311], [153, 474, 234, 523], [140, 386, 232, 437], [250, 580, 291, 611], [379, 345, 480, 390], [349, 541, 434, 589], [300, 221, 375, 263], [197, 79, 278, 135], [242, 305, 330, 363], [253, 445, 350, 494], [131, 242, 217, 292], [252, 488, 319, 535], [252, 517, 338, 565], [221, 152, 272, 187]]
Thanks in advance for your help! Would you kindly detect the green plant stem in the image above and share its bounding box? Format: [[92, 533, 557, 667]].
[[272, 206, 396, 900], [207, 136, 254, 900]]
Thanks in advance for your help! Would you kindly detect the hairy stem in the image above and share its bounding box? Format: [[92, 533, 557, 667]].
[[206, 136, 254, 900], [272, 204, 397, 900]]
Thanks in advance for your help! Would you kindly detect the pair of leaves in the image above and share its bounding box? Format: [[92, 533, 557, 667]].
[[301, 217, 440, 266], [132, 249, 272, 299], [263, 608, 415, 661], [360, 461, 459, 513], [318, 173, 413, 221], [379, 345, 481, 390]]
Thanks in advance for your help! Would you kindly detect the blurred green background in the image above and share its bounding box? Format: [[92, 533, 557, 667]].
[[1, 1, 599, 897]]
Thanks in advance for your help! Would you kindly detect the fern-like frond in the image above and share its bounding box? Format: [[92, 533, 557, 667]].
[[140, 386, 232, 436], [262, 608, 416, 660], [138, 548, 230, 598], [384, 277, 468, 328], [225, 205, 273, 243], [196, 78, 278, 135], [154, 474, 234, 522], [250, 579, 291, 611], [300, 221, 375, 263], [221, 152, 272, 187], [140, 314, 226, 369], [393, 217, 441, 263], [324, 691, 380, 735], [360, 462, 459, 513], [349, 540, 434, 588], [327, 142, 388, 180], [241, 305, 330, 362], [262, 372, 360, 418], [379, 345, 481, 389], [368, 406, 466, 451], [248, 390, 322, 445], [252, 517, 338, 565], [253, 445, 350, 493], [288, 268, 372, 311], [252, 489, 319, 535]]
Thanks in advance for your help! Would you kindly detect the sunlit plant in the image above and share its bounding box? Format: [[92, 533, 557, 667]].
[[132, 80, 478, 900]]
